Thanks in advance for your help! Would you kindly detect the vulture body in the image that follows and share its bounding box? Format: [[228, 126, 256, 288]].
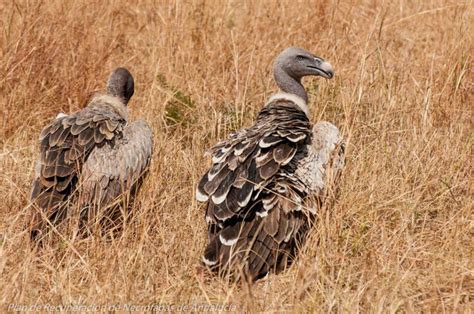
[[30, 68, 153, 240], [196, 47, 345, 281]]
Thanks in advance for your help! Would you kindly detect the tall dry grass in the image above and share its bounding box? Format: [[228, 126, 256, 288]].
[[0, 0, 472, 312]]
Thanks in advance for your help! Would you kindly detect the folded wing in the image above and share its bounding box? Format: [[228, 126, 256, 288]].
[[30, 100, 127, 238]]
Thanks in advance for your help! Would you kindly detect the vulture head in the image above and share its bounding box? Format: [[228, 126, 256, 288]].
[[107, 67, 135, 104], [274, 47, 334, 80], [273, 47, 333, 104]]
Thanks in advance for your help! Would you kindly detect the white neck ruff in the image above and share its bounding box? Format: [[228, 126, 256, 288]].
[[267, 92, 309, 117]]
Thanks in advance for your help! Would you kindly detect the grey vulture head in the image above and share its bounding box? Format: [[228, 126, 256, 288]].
[[107, 67, 135, 104], [273, 47, 333, 103]]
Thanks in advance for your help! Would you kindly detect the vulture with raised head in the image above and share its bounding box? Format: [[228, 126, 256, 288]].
[[30, 67, 153, 240], [196, 47, 345, 281]]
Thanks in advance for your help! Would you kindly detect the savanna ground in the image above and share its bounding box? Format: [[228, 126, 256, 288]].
[[0, 0, 473, 312]]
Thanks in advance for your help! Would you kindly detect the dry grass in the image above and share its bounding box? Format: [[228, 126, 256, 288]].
[[1, 0, 473, 312]]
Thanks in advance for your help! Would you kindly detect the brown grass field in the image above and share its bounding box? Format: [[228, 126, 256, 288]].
[[0, 0, 473, 312]]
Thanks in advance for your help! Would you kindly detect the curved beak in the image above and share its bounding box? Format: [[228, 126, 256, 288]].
[[317, 61, 334, 79], [307, 57, 334, 79]]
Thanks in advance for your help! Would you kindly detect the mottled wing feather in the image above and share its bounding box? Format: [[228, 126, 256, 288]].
[[197, 100, 311, 221], [30, 98, 127, 238]]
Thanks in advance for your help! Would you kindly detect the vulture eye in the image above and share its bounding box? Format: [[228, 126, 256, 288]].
[[296, 55, 307, 62]]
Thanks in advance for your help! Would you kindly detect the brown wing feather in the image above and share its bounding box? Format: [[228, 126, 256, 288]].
[[30, 96, 127, 240], [197, 101, 310, 220]]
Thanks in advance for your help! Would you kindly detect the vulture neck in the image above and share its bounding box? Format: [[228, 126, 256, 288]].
[[274, 66, 308, 104], [91, 94, 128, 121]]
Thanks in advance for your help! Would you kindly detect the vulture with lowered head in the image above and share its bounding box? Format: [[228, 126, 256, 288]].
[[30, 67, 153, 240]]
